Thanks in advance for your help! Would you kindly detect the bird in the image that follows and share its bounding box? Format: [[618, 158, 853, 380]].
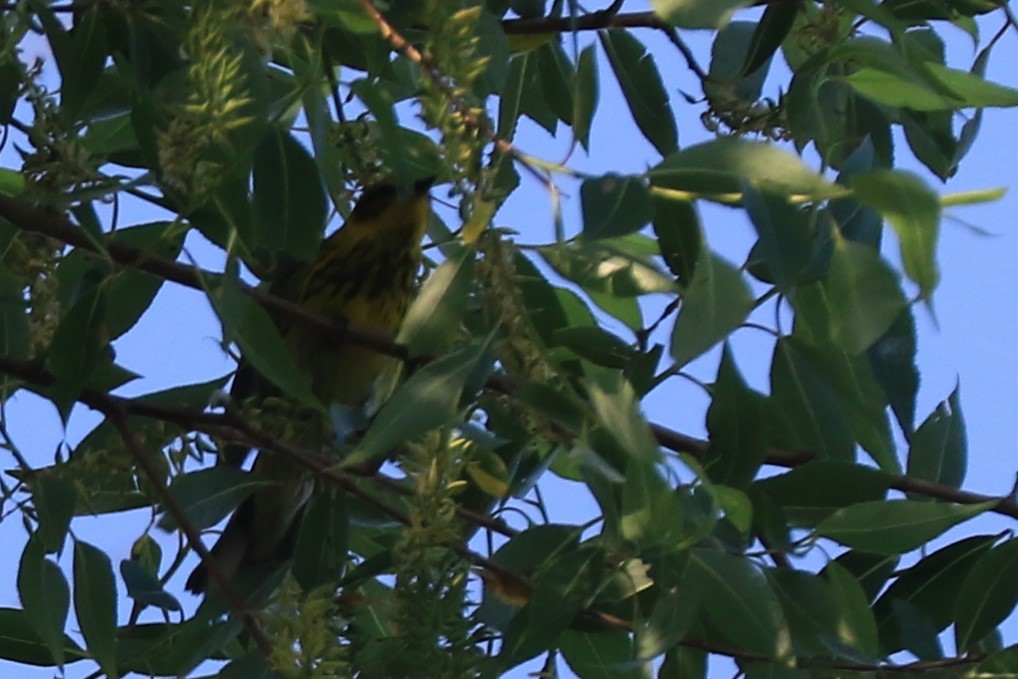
[[185, 177, 434, 595]]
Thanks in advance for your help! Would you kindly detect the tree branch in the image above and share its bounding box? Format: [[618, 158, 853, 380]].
[[103, 406, 274, 660], [0, 195, 1012, 523]]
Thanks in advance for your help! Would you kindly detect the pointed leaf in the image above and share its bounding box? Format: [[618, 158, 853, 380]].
[[850, 170, 941, 300], [158, 467, 264, 531], [955, 538, 1018, 651], [908, 385, 966, 492], [398, 246, 474, 356], [817, 499, 995, 554], [687, 548, 791, 660], [650, 138, 837, 199], [670, 253, 753, 367], [346, 343, 487, 467], [704, 345, 767, 487], [598, 30, 678, 156], [18, 539, 69, 667], [73, 541, 118, 679]]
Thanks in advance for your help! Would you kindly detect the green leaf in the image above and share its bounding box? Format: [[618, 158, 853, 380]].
[[867, 309, 918, 435], [972, 645, 1018, 677], [822, 237, 908, 355], [620, 458, 684, 548], [497, 54, 526, 140], [18, 539, 69, 667], [845, 61, 1018, 111], [209, 275, 319, 409], [346, 343, 487, 467], [0, 271, 29, 360], [704, 345, 767, 487], [253, 128, 327, 261], [907, 385, 966, 491], [573, 44, 598, 150], [850, 170, 941, 300], [581, 175, 652, 240], [398, 246, 474, 356], [767, 569, 844, 657], [669, 252, 754, 367], [651, 0, 753, 28], [588, 372, 660, 463], [769, 339, 855, 461], [754, 461, 890, 526], [560, 629, 640, 679], [59, 9, 108, 121], [824, 561, 879, 657], [553, 326, 636, 369], [742, 182, 812, 295], [157, 467, 263, 531], [45, 286, 107, 415], [660, 647, 707, 679], [116, 620, 237, 676], [816, 499, 995, 554], [707, 22, 770, 104], [955, 538, 1018, 651], [292, 486, 349, 590], [740, 3, 799, 77], [687, 548, 791, 660], [0, 608, 84, 667], [499, 548, 603, 669], [598, 30, 678, 156], [649, 138, 838, 199], [538, 239, 675, 329], [874, 534, 995, 652], [73, 541, 118, 679], [635, 585, 698, 660], [31, 473, 76, 555], [783, 331, 897, 472], [651, 195, 702, 287]]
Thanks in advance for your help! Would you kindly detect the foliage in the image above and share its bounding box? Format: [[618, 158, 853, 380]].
[[0, 0, 1015, 677]]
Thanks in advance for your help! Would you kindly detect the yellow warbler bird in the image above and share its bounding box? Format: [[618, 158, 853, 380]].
[[185, 178, 433, 594]]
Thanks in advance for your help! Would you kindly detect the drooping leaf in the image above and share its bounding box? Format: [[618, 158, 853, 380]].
[[398, 246, 475, 356], [252, 128, 327, 261], [573, 44, 598, 150], [598, 30, 678, 156], [867, 309, 919, 436], [850, 169, 941, 300], [73, 541, 118, 679], [686, 548, 791, 660], [742, 182, 813, 295], [209, 272, 319, 409], [669, 252, 754, 367], [704, 345, 767, 487], [17, 539, 69, 667], [31, 474, 76, 555]]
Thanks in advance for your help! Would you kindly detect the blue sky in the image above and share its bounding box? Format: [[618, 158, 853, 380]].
[[2, 3, 1018, 677]]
